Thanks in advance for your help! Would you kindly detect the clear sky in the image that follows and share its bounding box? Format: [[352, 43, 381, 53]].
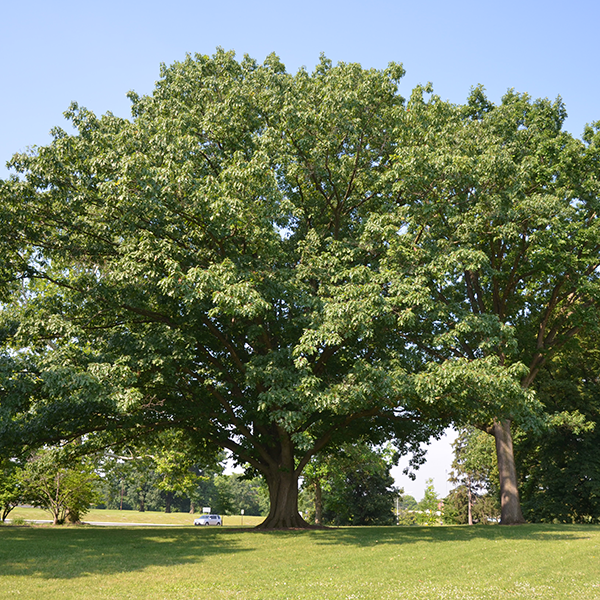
[[2, 0, 598, 499]]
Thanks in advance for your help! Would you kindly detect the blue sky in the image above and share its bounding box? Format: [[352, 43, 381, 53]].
[[3, 0, 598, 180], [2, 0, 598, 498]]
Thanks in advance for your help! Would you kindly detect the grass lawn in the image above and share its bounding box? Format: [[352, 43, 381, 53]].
[[0, 523, 598, 599]]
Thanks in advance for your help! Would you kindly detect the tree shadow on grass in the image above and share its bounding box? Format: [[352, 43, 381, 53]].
[[303, 523, 599, 548], [0, 523, 596, 581], [0, 527, 252, 580]]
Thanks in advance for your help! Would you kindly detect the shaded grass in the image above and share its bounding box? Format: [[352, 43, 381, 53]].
[[0, 524, 598, 599]]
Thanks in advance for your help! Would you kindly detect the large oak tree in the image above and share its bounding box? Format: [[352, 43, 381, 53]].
[[0, 52, 436, 528], [0, 51, 548, 527]]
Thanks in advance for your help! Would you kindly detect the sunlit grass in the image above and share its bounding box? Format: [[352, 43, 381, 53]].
[[0, 523, 598, 599], [7, 506, 264, 527]]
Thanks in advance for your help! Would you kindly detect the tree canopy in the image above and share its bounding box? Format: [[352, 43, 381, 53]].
[[515, 333, 600, 523], [0, 51, 447, 528], [1, 49, 598, 527], [382, 85, 600, 522]]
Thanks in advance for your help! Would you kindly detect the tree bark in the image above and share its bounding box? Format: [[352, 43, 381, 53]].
[[492, 419, 525, 525], [248, 426, 315, 529], [257, 467, 309, 529]]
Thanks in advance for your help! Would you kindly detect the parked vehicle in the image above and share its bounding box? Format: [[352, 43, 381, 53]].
[[194, 514, 222, 526]]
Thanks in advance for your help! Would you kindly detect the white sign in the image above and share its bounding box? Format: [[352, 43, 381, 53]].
[[203, 507, 211, 513], [240, 509, 244, 515]]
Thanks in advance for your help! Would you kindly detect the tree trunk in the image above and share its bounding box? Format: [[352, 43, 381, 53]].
[[467, 476, 473, 526], [252, 427, 314, 529], [165, 492, 172, 514], [51, 503, 62, 525], [314, 479, 323, 526], [493, 419, 525, 525], [256, 467, 309, 529]]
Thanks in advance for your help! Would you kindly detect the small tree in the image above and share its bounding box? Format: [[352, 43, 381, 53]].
[[396, 492, 419, 526], [443, 485, 500, 525], [21, 450, 100, 525], [0, 458, 23, 522], [449, 427, 498, 524], [418, 479, 441, 525]]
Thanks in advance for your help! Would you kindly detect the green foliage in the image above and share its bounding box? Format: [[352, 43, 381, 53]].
[[380, 84, 600, 522], [2, 50, 599, 526], [101, 456, 163, 512], [515, 337, 600, 523], [0, 50, 450, 527], [395, 493, 420, 525], [213, 474, 269, 516], [96, 447, 268, 516], [443, 485, 500, 525], [445, 427, 499, 524], [385, 85, 600, 429], [0, 458, 23, 522], [97, 438, 223, 513], [20, 449, 100, 524], [450, 427, 498, 491], [398, 493, 418, 510], [302, 442, 398, 526], [417, 479, 442, 525]]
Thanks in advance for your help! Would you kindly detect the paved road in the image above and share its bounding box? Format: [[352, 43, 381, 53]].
[[88, 521, 186, 527]]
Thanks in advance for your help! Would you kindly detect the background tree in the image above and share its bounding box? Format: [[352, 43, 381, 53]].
[[398, 493, 418, 511], [0, 458, 23, 522], [20, 449, 100, 524], [301, 442, 398, 526], [515, 335, 600, 523], [443, 486, 500, 525], [97, 434, 222, 513], [449, 427, 498, 524], [299, 453, 331, 525], [417, 479, 441, 525], [187, 464, 227, 514], [385, 86, 600, 524], [213, 473, 269, 516], [141, 431, 216, 513], [121, 457, 162, 513], [395, 492, 419, 525]]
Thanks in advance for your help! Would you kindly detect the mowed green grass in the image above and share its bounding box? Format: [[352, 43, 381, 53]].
[[0, 524, 598, 599]]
